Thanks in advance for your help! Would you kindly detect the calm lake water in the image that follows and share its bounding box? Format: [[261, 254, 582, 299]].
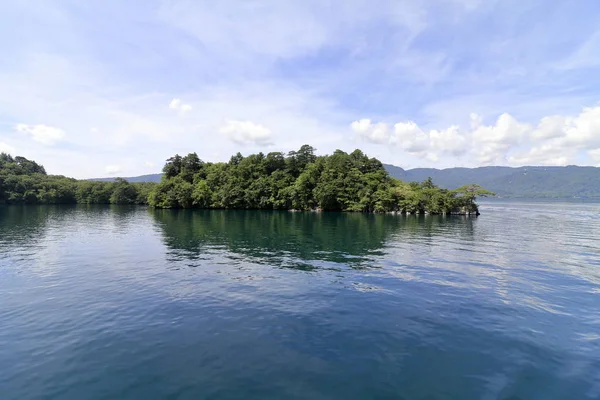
[[1, 202, 599, 399]]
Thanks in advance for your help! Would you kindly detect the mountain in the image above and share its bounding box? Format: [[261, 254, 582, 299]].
[[383, 164, 600, 198], [90, 173, 163, 183], [90, 165, 600, 198]]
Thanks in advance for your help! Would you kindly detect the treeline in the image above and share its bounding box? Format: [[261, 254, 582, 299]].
[[148, 145, 492, 214], [0, 147, 493, 213], [0, 153, 153, 205]]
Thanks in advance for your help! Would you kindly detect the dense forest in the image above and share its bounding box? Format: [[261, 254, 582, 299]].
[[148, 145, 491, 213], [0, 146, 492, 214], [0, 153, 153, 205]]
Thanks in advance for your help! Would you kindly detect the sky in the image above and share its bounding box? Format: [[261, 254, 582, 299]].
[[1, 0, 600, 178]]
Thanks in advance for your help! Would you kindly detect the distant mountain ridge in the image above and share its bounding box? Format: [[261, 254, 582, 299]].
[[384, 164, 600, 198], [91, 165, 600, 198], [90, 173, 163, 183]]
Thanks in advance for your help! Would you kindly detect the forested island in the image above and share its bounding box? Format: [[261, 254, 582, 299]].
[[0, 146, 492, 214]]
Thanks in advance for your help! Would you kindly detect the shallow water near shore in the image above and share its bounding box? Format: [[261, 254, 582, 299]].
[[1, 201, 599, 399]]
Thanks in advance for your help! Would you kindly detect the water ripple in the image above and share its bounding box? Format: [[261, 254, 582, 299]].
[[1, 203, 599, 399]]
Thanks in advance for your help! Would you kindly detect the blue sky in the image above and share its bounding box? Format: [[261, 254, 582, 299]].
[[1, 0, 600, 178]]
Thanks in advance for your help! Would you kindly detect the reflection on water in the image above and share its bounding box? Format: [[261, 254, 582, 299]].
[[151, 209, 476, 269], [0, 203, 599, 399]]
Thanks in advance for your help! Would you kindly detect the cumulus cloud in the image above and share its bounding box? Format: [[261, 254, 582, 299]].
[[351, 118, 467, 160], [510, 105, 600, 166], [471, 113, 531, 164], [16, 124, 66, 145], [144, 161, 155, 168], [219, 120, 273, 146], [532, 115, 569, 140], [508, 143, 571, 166], [392, 121, 430, 154], [169, 98, 192, 114], [105, 165, 122, 175], [563, 105, 600, 147], [0, 142, 16, 155], [351, 119, 390, 144], [429, 126, 467, 156], [351, 104, 600, 166]]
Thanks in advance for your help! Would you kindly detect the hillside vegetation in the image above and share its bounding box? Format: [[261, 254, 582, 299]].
[[0, 153, 153, 205]]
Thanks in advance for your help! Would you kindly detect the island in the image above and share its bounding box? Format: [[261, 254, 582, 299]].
[[0, 146, 493, 214]]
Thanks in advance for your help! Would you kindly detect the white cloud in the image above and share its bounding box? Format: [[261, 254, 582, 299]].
[[507, 105, 600, 166], [105, 165, 122, 175], [514, 105, 600, 166], [169, 98, 192, 114], [429, 125, 467, 156], [219, 120, 273, 146], [472, 113, 530, 145], [16, 124, 66, 145], [352, 119, 467, 161], [563, 105, 600, 147], [144, 161, 155, 168], [350, 104, 600, 167], [351, 119, 390, 144], [392, 121, 429, 154], [589, 149, 600, 166], [0, 142, 16, 155], [508, 143, 571, 166], [532, 115, 569, 140], [471, 113, 531, 164]]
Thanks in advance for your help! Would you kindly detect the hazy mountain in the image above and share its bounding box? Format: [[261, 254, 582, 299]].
[[91, 165, 600, 198], [90, 173, 163, 183], [383, 164, 600, 198]]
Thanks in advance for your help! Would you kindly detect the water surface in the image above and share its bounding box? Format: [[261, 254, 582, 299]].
[[1, 202, 599, 399]]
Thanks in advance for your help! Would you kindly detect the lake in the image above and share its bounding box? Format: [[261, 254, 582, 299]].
[[1, 202, 599, 399]]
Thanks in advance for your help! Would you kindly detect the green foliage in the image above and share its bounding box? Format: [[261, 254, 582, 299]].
[[148, 145, 488, 214], [109, 178, 140, 205], [148, 176, 193, 208], [0, 149, 489, 213], [0, 154, 156, 205]]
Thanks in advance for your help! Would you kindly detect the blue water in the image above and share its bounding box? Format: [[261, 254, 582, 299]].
[[1, 202, 599, 399]]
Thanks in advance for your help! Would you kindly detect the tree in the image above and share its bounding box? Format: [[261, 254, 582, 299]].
[[110, 178, 139, 204], [163, 155, 183, 179], [180, 153, 204, 182], [452, 184, 495, 213], [263, 152, 286, 175], [421, 177, 436, 189]]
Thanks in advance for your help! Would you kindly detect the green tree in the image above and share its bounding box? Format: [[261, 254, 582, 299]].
[[163, 155, 183, 179], [110, 178, 139, 204]]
